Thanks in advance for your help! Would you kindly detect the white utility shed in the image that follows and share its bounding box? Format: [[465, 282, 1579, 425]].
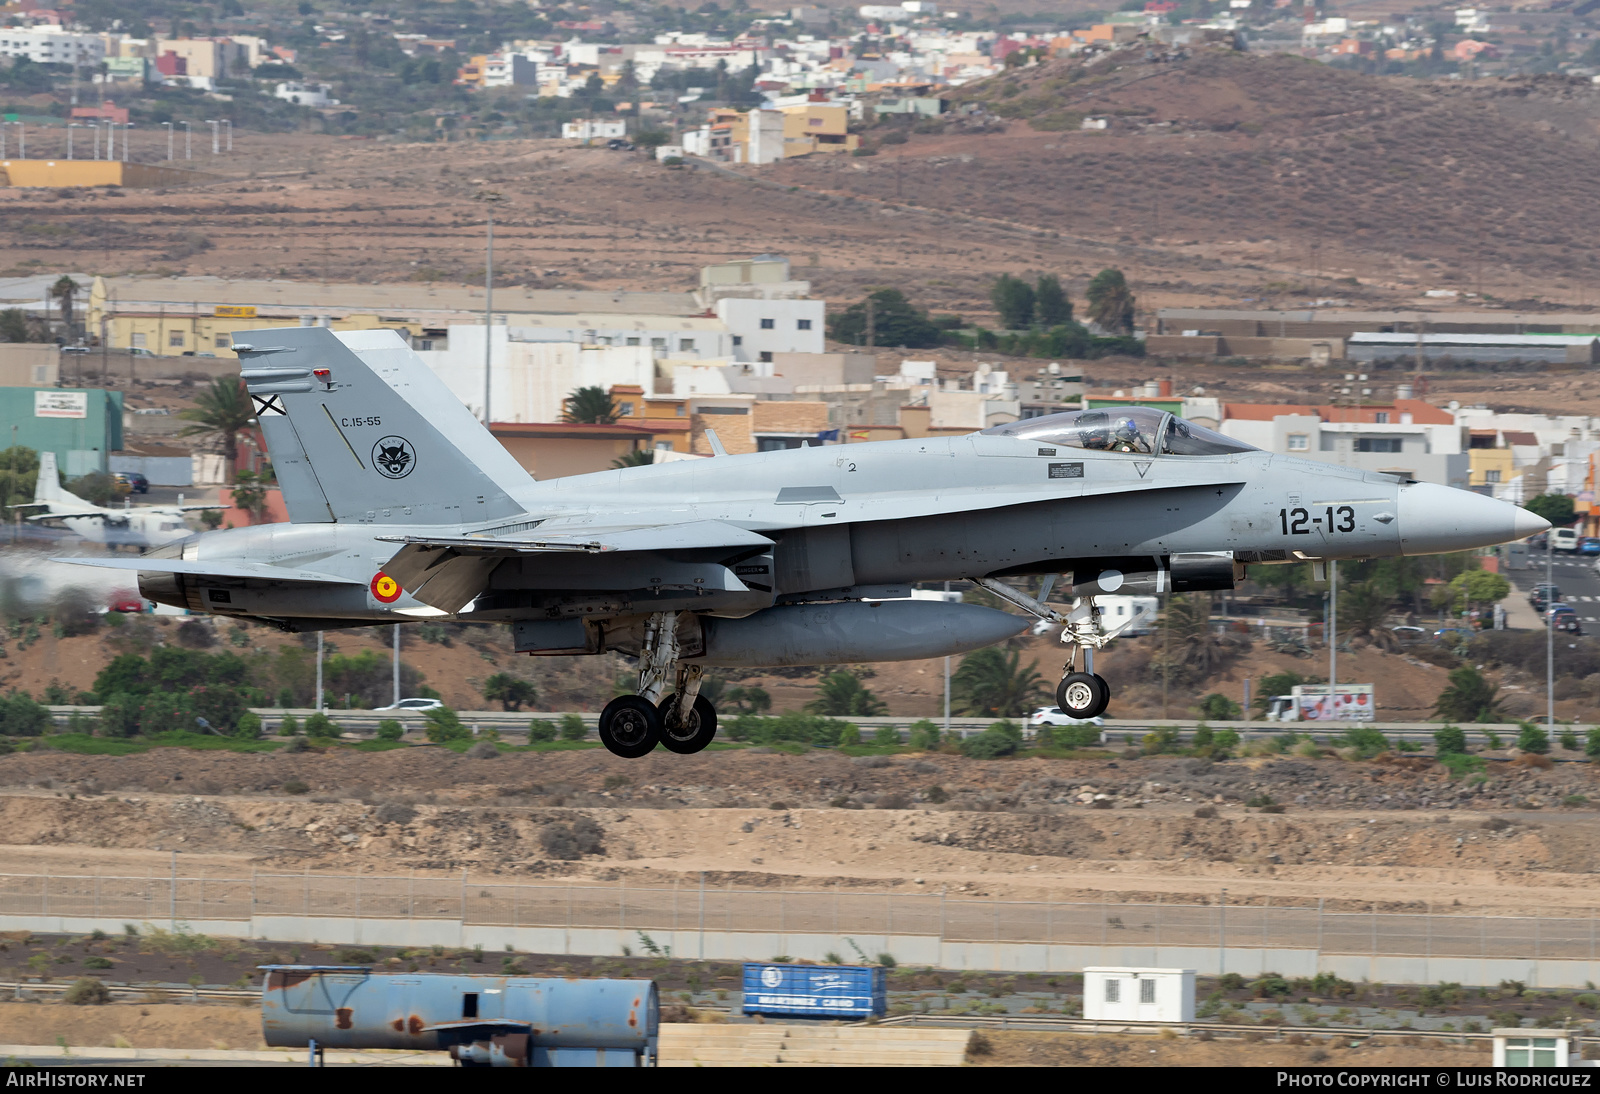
[[1083, 967, 1195, 1022]]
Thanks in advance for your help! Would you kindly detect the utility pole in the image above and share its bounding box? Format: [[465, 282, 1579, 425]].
[[122, 123, 131, 163], [206, 119, 219, 155], [1328, 559, 1337, 719], [1548, 530, 1555, 727], [316, 631, 325, 712], [865, 295, 876, 350], [483, 215, 493, 425], [942, 580, 951, 739], [392, 625, 401, 707], [223, 119, 232, 152], [183, 120, 191, 160], [163, 121, 173, 161]]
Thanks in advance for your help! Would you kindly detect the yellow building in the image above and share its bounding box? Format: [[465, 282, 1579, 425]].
[[777, 101, 858, 156], [1468, 445, 1515, 490]]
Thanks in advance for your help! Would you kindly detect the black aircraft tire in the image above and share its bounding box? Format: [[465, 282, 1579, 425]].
[[657, 694, 718, 755], [1057, 673, 1109, 719], [1088, 673, 1112, 718], [598, 696, 662, 759]]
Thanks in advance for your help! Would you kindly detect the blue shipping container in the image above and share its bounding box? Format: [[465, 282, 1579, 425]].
[[741, 963, 886, 1019]]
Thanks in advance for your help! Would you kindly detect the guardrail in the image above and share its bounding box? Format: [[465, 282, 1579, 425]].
[[38, 707, 1579, 744]]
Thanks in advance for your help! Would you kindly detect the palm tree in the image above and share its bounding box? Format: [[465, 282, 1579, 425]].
[[1341, 580, 1399, 650], [611, 449, 654, 469], [50, 275, 80, 339], [178, 378, 255, 477], [1086, 268, 1136, 334], [561, 386, 618, 424], [1162, 593, 1233, 680], [951, 647, 1046, 717], [805, 670, 887, 716]]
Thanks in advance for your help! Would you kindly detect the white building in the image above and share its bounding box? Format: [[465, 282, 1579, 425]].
[[715, 297, 825, 364], [1083, 968, 1195, 1023], [416, 335, 657, 423], [561, 119, 627, 140], [1219, 399, 1468, 488], [274, 81, 338, 106], [0, 28, 106, 66], [484, 52, 538, 87]]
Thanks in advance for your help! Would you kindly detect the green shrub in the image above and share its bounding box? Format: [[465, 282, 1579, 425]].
[[1516, 723, 1550, 755], [961, 726, 1018, 759], [558, 713, 587, 741], [376, 719, 404, 741], [1198, 693, 1242, 721], [1434, 725, 1467, 757], [282, 779, 310, 795], [82, 956, 113, 969], [423, 707, 467, 743], [234, 711, 262, 739], [528, 719, 557, 742], [1337, 725, 1390, 759], [304, 711, 339, 738], [872, 725, 900, 747], [1251, 973, 1291, 999], [1034, 724, 1054, 748], [1588, 728, 1600, 760], [278, 712, 300, 736], [1560, 728, 1580, 751], [839, 724, 861, 746], [1440, 753, 1487, 779], [725, 712, 857, 748], [1213, 728, 1240, 754], [97, 692, 142, 738], [0, 691, 52, 736], [1142, 726, 1180, 755], [63, 977, 109, 1005], [906, 719, 941, 750], [1192, 725, 1214, 751]]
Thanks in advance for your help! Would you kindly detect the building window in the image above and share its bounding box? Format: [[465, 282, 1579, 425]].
[[798, 319, 812, 330], [1139, 979, 1156, 1004], [130, 333, 146, 348], [1504, 1038, 1561, 1068], [1486, 469, 1502, 484], [679, 338, 695, 352], [417, 339, 434, 351], [1105, 979, 1120, 1004], [1287, 433, 1309, 451], [168, 331, 185, 347], [760, 318, 775, 330], [1356, 438, 1402, 453], [625, 337, 640, 346], [756, 437, 807, 451], [214, 334, 230, 348], [759, 351, 773, 363], [651, 337, 666, 349], [1374, 412, 1389, 424], [732, 335, 742, 346], [618, 402, 634, 417]]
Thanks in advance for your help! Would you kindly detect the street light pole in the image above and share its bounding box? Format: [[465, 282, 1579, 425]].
[[206, 119, 219, 155], [163, 121, 173, 161], [483, 214, 493, 425], [223, 119, 232, 151], [1548, 529, 1555, 727], [122, 123, 131, 163], [1329, 558, 1337, 718], [183, 120, 191, 160]]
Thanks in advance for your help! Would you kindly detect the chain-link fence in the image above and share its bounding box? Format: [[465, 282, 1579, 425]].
[[2, 872, 1595, 960]]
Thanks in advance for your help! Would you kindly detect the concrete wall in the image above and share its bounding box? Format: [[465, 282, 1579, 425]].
[[0, 344, 60, 386], [5, 913, 1597, 987], [0, 160, 217, 189]]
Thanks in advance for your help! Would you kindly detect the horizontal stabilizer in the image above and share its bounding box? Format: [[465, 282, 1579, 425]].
[[51, 556, 364, 585]]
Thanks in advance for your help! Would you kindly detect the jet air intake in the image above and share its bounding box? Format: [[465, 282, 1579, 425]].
[[1067, 554, 1241, 598]]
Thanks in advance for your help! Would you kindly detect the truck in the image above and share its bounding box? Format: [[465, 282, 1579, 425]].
[[1264, 683, 1375, 722]]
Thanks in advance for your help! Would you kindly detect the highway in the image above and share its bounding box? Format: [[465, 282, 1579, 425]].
[[1503, 548, 1600, 631]]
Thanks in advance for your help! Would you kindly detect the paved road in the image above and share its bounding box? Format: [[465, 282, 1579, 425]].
[[1504, 550, 1600, 631]]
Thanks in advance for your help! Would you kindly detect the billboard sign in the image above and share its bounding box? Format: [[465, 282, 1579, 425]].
[[741, 963, 886, 1019], [34, 391, 87, 419]]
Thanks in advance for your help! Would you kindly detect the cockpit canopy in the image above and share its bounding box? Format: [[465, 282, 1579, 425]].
[[981, 407, 1256, 457]]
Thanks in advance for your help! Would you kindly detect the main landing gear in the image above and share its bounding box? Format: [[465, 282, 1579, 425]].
[[974, 578, 1123, 721], [597, 611, 719, 759]]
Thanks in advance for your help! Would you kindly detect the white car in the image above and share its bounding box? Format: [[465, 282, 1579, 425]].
[[1028, 707, 1105, 728], [376, 697, 444, 712]]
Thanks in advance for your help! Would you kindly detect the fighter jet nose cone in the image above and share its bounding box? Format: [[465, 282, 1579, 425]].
[[1398, 482, 1539, 555], [1514, 507, 1552, 541]]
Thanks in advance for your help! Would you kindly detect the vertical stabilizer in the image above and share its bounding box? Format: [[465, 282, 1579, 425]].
[[235, 326, 536, 526], [34, 451, 66, 505]]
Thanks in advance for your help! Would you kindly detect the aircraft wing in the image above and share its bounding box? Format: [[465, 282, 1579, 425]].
[[29, 511, 127, 525], [50, 556, 365, 585], [379, 519, 774, 614]]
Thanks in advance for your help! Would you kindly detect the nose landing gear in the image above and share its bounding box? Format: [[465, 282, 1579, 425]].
[[597, 611, 720, 758], [974, 577, 1128, 721]]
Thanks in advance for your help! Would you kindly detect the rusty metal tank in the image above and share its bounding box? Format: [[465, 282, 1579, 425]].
[[260, 966, 659, 1067]]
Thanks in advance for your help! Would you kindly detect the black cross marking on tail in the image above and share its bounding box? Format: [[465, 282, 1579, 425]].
[[252, 394, 286, 417]]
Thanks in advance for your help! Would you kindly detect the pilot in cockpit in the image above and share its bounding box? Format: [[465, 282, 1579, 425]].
[[1111, 417, 1150, 454]]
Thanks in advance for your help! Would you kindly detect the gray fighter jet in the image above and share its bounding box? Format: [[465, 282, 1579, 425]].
[[57, 328, 1549, 757]]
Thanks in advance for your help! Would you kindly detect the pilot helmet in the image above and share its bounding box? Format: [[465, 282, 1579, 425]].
[[1114, 418, 1140, 439]]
